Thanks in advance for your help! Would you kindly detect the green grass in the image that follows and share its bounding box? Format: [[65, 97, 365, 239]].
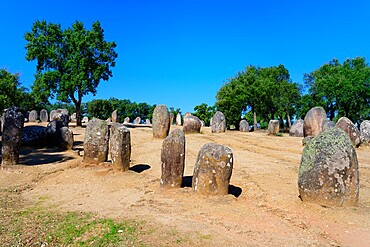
[[0, 206, 142, 246]]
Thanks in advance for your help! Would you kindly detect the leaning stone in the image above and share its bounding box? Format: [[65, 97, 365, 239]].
[[83, 118, 109, 164], [152, 105, 170, 138], [289, 119, 304, 137], [160, 129, 185, 188], [123, 117, 130, 124], [192, 143, 233, 195], [1, 107, 24, 166], [239, 120, 249, 132], [268, 120, 279, 135], [322, 119, 335, 131], [45, 120, 72, 150], [183, 115, 202, 133], [134, 117, 141, 125], [29, 110, 38, 122], [303, 106, 326, 139], [111, 110, 119, 123], [109, 123, 131, 171], [298, 128, 359, 207], [211, 111, 226, 133], [360, 120, 370, 146], [176, 113, 182, 126], [336, 117, 361, 147], [22, 126, 47, 147], [40, 109, 48, 122]]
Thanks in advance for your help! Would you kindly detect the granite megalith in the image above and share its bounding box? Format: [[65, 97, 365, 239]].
[[152, 105, 170, 138], [211, 111, 226, 133], [183, 115, 202, 133], [303, 106, 326, 139], [111, 110, 119, 123], [298, 128, 359, 207], [360, 120, 370, 146], [289, 119, 304, 137], [176, 113, 182, 126], [109, 123, 131, 171], [40, 109, 48, 122], [29, 110, 38, 122], [192, 143, 233, 195], [83, 118, 109, 164], [268, 120, 280, 135], [336, 117, 361, 147], [239, 120, 249, 132]]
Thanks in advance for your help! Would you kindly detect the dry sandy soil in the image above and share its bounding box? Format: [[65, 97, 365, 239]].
[[1, 122, 370, 246]]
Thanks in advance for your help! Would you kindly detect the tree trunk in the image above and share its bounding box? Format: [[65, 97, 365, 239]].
[[286, 111, 292, 129], [75, 102, 82, 126], [253, 111, 257, 131]]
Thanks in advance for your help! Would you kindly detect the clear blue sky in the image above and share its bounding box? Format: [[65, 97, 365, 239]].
[[1, 0, 369, 113]]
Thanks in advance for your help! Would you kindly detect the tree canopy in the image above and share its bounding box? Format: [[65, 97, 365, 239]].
[[192, 103, 216, 126], [25, 20, 118, 125]]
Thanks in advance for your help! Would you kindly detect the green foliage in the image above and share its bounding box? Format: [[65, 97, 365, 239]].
[[25, 20, 118, 125], [216, 65, 301, 128], [192, 103, 215, 126], [305, 57, 370, 124]]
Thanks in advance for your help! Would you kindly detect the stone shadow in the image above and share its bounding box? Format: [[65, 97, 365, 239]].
[[129, 164, 151, 173], [19, 147, 75, 166], [181, 175, 243, 198]]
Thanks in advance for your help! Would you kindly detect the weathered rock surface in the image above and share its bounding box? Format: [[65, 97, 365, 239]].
[[303, 107, 326, 139], [322, 119, 335, 131], [59, 127, 74, 150], [29, 110, 38, 122], [170, 113, 174, 126], [289, 119, 304, 137], [46, 120, 73, 150], [160, 129, 185, 188], [176, 113, 182, 126], [112, 110, 119, 123], [71, 113, 77, 123], [109, 123, 131, 171], [124, 117, 130, 124], [50, 110, 57, 121], [268, 120, 280, 135], [192, 143, 233, 195], [211, 111, 226, 133], [152, 105, 170, 138], [82, 116, 89, 123], [239, 120, 249, 132], [183, 115, 202, 133], [298, 128, 359, 207], [134, 117, 141, 125], [336, 117, 361, 147], [1, 107, 24, 166], [360, 120, 370, 146], [22, 126, 47, 147], [83, 118, 109, 164], [145, 119, 151, 124], [40, 109, 48, 122]]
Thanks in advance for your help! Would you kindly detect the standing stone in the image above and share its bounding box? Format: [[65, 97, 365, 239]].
[[289, 119, 304, 137], [45, 120, 73, 150], [145, 119, 151, 124], [184, 112, 192, 118], [322, 119, 335, 131], [183, 115, 202, 133], [40, 109, 48, 122], [50, 110, 57, 121], [160, 129, 185, 188], [61, 109, 69, 115], [360, 120, 370, 146], [109, 123, 131, 171], [298, 128, 359, 207], [29, 110, 38, 122], [211, 111, 226, 133], [176, 113, 182, 126], [239, 120, 249, 132], [111, 110, 119, 123], [336, 117, 361, 147], [59, 127, 74, 150], [1, 107, 24, 166], [82, 116, 89, 123], [71, 113, 77, 123], [124, 117, 130, 124], [268, 120, 280, 135], [152, 105, 170, 138], [303, 106, 326, 139], [169, 113, 174, 125], [134, 117, 141, 125], [83, 118, 109, 164], [192, 143, 233, 195]]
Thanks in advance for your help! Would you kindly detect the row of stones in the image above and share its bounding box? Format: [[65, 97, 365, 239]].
[[25, 109, 89, 123]]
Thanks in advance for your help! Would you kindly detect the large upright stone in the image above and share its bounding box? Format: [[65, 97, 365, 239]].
[[176, 113, 182, 126], [322, 119, 335, 131], [71, 113, 77, 123], [298, 128, 359, 207], [183, 115, 202, 133], [192, 143, 233, 195], [360, 120, 370, 146], [211, 111, 226, 133], [40, 109, 48, 122], [45, 120, 73, 150], [124, 117, 130, 124], [109, 123, 131, 171], [152, 105, 170, 138], [29, 110, 38, 122], [303, 107, 326, 139], [83, 118, 109, 164], [50, 110, 57, 121], [134, 117, 141, 125], [1, 107, 24, 166], [289, 119, 304, 137], [239, 119, 249, 132], [169, 113, 174, 125], [268, 120, 279, 135], [336, 117, 361, 147], [111, 110, 119, 123], [59, 127, 74, 150], [160, 129, 185, 188]]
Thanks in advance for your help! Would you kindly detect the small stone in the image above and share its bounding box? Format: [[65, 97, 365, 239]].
[[239, 119, 249, 132], [268, 120, 279, 135]]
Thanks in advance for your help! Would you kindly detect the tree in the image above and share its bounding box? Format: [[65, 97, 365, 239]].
[[25, 20, 118, 126], [305, 57, 370, 124], [193, 103, 215, 126]]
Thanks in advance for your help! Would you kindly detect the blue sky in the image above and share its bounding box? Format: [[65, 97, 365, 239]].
[[1, 0, 369, 113]]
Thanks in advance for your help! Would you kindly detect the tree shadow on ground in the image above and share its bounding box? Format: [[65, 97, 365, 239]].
[[19, 147, 75, 166], [129, 164, 151, 173], [181, 175, 243, 198]]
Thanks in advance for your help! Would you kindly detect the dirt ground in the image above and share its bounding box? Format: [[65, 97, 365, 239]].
[[1, 122, 370, 246]]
